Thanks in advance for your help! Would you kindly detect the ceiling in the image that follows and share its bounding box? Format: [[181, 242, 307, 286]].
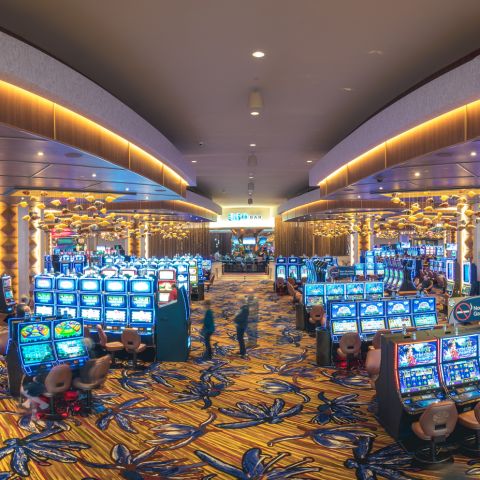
[[1, 0, 480, 206]]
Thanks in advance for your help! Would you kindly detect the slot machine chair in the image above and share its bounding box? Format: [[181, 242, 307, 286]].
[[73, 355, 111, 413], [276, 278, 286, 295], [365, 349, 381, 388], [44, 365, 72, 415], [308, 305, 325, 336], [336, 332, 362, 369], [96, 325, 124, 366], [368, 330, 390, 350], [458, 402, 480, 455], [411, 400, 458, 466], [204, 273, 215, 292], [121, 328, 147, 369]]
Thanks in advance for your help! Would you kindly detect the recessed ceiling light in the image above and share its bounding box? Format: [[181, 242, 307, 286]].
[[342, 87, 353, 92], [306, 160, 313, 164], [379, 187, 383, 190], [368, 49, 384, 55], [250, 111, 260, 116], [249, 175, 254, 179], [252, 51, 265, 58], [414, 171, 420, 177], [191, 160, 197, 163], [37, 151, 44, 156], [125, 187, 129, 191], [357, 195, 361, 199], [250, 143, 256, 147], [91, 173, 97, 177], [471, 151, 477, 157], [145, 196, 149, 200]]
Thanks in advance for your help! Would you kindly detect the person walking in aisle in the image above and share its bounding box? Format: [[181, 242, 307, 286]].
[[202, 300, 215, 359], [234, 303, 250, 358]]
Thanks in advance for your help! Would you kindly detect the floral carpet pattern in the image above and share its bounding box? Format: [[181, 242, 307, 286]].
[[0, 277, 472, 479]]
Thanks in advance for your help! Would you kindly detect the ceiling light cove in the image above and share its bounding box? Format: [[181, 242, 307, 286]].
[[252, 51, 265, 58]]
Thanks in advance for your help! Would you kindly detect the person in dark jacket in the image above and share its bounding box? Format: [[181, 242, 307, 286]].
[[202, 300, 215, 359], [234, 303, 250, 358]]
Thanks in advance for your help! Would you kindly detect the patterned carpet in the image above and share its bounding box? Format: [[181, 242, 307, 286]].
[[0, 277, 474, 479]]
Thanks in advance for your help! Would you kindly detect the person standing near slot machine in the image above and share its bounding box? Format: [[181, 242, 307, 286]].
[[234, 303, 250, 358], [201, 300, 215, 359], [169, 284, 178, 302]]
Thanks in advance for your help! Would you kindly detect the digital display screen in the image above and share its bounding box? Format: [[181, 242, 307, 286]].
[[305, 296, 324, 308], [366, 268, 375, 276], [2, 277, 11, 288], [105, 280, 126, 293], [412, 298, 435, 314], [54, 319, 83, 340], [34, 304, 54, 317], [121, 269, 136, 277], [55, 339, 87, 360], [304, 284, 325, 296], [4, 290, 13, 300], [158, 292, 171, 302], [243, 237, 256, 245], [57, 306, 77, 318], [397, 341, 437, 368], [20, 343, 55, 365], [57, 278, 76, 291], [35, 277, 53, 290], [80, 294, 101, 307], [130, 310, 154, 324], [102, 268, 117, 277], [464, 263, 471, 284], [19, 322, 51, 344], [365, 282, 384, 295], [80, 307, 101, 322], [413, 314, 437, 328], [442, 334, 478, 362], [326, 284, 345, 296], [288, 266, 299, 279], [105, 295, 127, 308], [442, 359, 480, 386], [375, 264, 385, 274], [446, 261, 454, 281], [331, 319, 358, 335], [346, 283, 364, 296], [105, 309, 127, 323], [360, 317, 386, 333], [35, 291, 53, 304], [130, 280, 152, 293], [355, 264, 364, 274], [330, 303, 356, 319], [79, 279, 101, 292], [388, 315, 413, 330], [130, 295, 153, 309], [387, 300, 410, 315], [398, 365, 440, 394], [56, 293, 77, 306], [359, 301, 384, 317], [276, 266, 286, 278], [177, 264, 187, 273], [189, 268, 197, 275]]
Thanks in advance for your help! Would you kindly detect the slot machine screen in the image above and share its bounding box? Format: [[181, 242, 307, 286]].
[[34, 304, 54, 317], [397, 341, 437, 368], [57, 306, 77, 318], [56, 278, 76, 291], [346, 283, 365, 297], [304, 284, 325, 297], [4, 290, 13, 300], [359, 301, 384, 317], [79, 279, 101, 292], [276, 266, 286, 279], [463, 263, 471, 284], [387, 300, 410, 316], [20, 343, 55, 365], [56, 293, 77, 306], [412, 298, 435, 313], [188, 267, 197, 275], [80, 294, 101, 307], [325, 284, 345, 297], [331, 319, 358, 335], [130, 310, 154, 324], [177, 264, 187, 273], [54, 319, 83, 339], [105, 309, 127, 323], [158, 292, 171, 303], [366, 265, 375, 276], [330, 302, 356, 319], [288, 265, 298, 279], [305, 296, 324, 307], [446, 261, 454, 281], [80, 307, 101, 322], [159, 270, 175, 280], [130, 295, 153, 309], [130, 279, 153, 293], [2, 276, 11, 288], [18, 322, 51, 344], [388, 316, 412, 330], [365, 282, 384, 296], [375, 264, 385, 275], [413, 314, 437, 328], [442, 334, 478, 362], [121, 269, 136, 277], [360, 317, 386, 334], [54, 339, 87, 361], [34, 291, 53, 304], [105, 279, 126, 293], [105, 295, 127, 309], [442, 359, 480, 386], [35, 276, 53, 290], [398, 366, 440, 394], [355, 264, 365, 275]]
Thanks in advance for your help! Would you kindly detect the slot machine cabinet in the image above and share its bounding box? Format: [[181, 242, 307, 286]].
[[398, 259, 417, 293], [59, 254, 73, 274], [376, 333, 447, 440], [33, 274, 56, 318], [103, 277, 129, 338], [157, 268, 177, 304], [386, 299, 413, 332], [52, 318, 89, 369], [446, 259, 460, 296], [55, 276, 78, 318], [328, 303, 359, 354], [0, 275, 16, 313], [345, 282, 365, 301], [155, 286, 191, 361], [411, 297, 438, 329], [325, 283, 345, 303], [274, 257, 287, 289], [461, 261, 477, 296], [72, 254, 86, 274], [128, 277, 156, 345], [78, 276, 104, 333], [174, 263, 189, 292], [357, 300, 386, 340]]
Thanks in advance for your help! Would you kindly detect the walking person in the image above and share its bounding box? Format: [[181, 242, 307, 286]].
[[234, 303, 249, 358], [202, 300, 215, 359]]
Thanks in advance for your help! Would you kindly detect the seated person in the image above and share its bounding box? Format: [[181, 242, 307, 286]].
[[419, 275, 434, 293]]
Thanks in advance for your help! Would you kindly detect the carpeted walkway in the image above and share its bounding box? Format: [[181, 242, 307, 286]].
[[0, 277, 473, 479]]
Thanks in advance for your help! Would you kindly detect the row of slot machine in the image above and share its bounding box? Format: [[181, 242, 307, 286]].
[[377, 325, 480, 439], [44, 253, 87, 275], [274, 256, 336, 284], [327, 296, 438, 342], [383, 258, 417, 292], [371, 245, 446, 258]]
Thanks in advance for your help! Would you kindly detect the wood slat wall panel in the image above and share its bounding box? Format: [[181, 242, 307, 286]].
[[347, 145, 386, 185], [466, 100, 480, 140], [149, 223, 210, 257], [129, 145, 164, 185]]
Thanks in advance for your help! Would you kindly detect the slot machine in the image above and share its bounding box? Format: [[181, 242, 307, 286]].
[[120, 266, 137, 278], [412, 297, 438, 329], [0, 274, 15, 313], [375, 262, 385, 278], [303, 284, 325, 310], [44, 254, 53, 272], [354, 263, 365, 279], [103, 277, 129, 338], [438, 332, 480, 407], [462, 261, 472, 296], [78, 276, 104, 332], [174, 262, 189, 292], [446, 259, 456, 296], [377, 336, 447, 439], [72, 253, 86, 274], [52, 318, 89, 369], [328, 302, 359, 343], [201, 259, 212, 279], [386, 299, 411, 330], [345, 282, 365, 300], [55, 276, 78, 318], [33, 274, 56, 317], [325, 283, 345, 303], [157, 268, 177, 304], [300, 259, 309, 282], [59, 254, 73, 275], [275, 257, 287, 283], [128, 277, 156, 344], [188, 261, 204, 301], [100, 266, 119, 277], [365, 281, 384, 300], [365, 254, 375, 278], [287, 256, 301, 283], [358, 300, 386, 339]]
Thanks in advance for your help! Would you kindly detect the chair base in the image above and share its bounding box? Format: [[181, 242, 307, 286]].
[[413, 447, 454, 468], [460, 435, 480, 457]]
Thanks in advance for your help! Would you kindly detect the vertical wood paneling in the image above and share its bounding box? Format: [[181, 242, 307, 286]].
[[150, 224, 210, 257]]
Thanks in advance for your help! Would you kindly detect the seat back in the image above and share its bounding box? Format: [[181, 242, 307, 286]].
[[309, 305, 325, 326], [0, 332, 8, 356], [365, 348, 381, 377], [121, 328, 141, 351], [474, 401, 480, 424], [84, 325, 91, 338], [96, 324, 107, 347], [419, 400, 458, 439], [338, 332, 362, 356], [287, 283, 295, 297], [371, 329, 390, 350], [86, 355, 112, 387], [210, 274, 215, 285], [277, 278, 285, 290], [44, 364, 72, 394]]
